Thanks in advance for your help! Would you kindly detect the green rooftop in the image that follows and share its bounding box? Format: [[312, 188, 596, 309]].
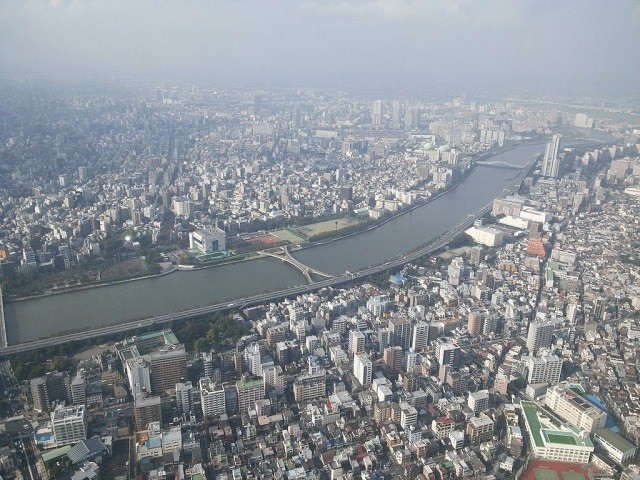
[[595, 428, 636, 453], [42, 445, 71, 463], [546, 432, 578, 446], [521, 401, 593, 449], [237, 375, 263, 390]]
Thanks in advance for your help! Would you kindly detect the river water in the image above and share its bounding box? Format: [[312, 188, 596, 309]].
[[2, 140, 588, 344]]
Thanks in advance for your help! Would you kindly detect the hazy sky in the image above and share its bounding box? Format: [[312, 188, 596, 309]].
[[1, 0, 639, 95]]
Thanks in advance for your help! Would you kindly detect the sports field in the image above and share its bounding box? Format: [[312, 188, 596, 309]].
[[520, 460, 588, 480], [296, 217, 360, 238], [545, 433, 577, 445], [272, 229, 306, 244]]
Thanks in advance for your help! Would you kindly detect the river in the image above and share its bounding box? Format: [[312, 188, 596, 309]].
[[3, 139, 600, 344]]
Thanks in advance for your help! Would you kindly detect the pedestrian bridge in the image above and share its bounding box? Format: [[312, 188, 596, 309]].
[[262, 245, 333, 283]]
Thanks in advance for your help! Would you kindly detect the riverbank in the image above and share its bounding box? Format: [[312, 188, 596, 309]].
[[5, 143, 532, 303]]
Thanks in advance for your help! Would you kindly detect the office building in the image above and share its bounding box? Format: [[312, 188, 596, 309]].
[[189, 228, 226, 254], [353, 353, 373, 387], [199, 378, 226, 418], [544, 384, 607, 434], [52, 405, 87, 446], [236, 374, 265, 415], [70, 373, 86, 406], [126, 358, 151, 394], [175, 381, 194, 415], [542, 134, 562, 178], [527, 321, 554, 354]]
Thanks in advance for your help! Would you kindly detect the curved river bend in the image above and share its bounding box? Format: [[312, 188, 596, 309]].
[[4, 142, 548, 344]]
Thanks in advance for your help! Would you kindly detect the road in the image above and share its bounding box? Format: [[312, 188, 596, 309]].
[[0, 162, 532, 358]]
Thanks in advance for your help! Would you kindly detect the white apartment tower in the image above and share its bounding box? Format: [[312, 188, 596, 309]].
[[353, 353, 373, 386], [542, 134, 562, 178]]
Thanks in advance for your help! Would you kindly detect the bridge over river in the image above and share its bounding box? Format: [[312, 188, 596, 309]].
[[261, 245, 333, 283]]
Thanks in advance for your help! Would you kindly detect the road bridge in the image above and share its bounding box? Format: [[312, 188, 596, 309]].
[[262, 245, 332, 283]]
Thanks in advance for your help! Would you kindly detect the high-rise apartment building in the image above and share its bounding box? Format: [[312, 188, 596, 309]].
[[134, 395, 162, 430], [175, 381, 194, 415], [236, 374, 265, 415], [527, 321, 554, 354], [522, 354, 563, 385], [199, 378, 226, 418], [411, 321, 430, 352], [389, 317, 412, 350], [353, 353, 373, 387], [435, 337, 461, 369], [349, 330, 366, 355], [149, 346, 187, 394], [293, 369, 326, 403], [541, 134, 562, 178], [52, 405, 87, 446], [467, 312, 483, 337]]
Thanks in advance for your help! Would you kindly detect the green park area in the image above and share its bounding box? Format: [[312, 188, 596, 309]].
[[295, 217, 361, 240], [272, 229, 306, 244]]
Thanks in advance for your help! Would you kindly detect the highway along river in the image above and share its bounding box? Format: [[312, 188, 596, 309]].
[[4, 142, 543, 344]]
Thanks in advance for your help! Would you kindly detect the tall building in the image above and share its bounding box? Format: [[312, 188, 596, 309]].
[[236, 374, 265, 415], [293, 369, 326, 402], [199, 378, 226, 418], [134, 395, 162, 430], [467, 312, 483, 337], [544, 384, 607, 434], [411, 321, 430, 352], [467, 415, 495, 445], [522, 354, 563, 385], [262, 365, 284, 395], [30, 372, 71, 413], [175, 381, 194, 415], [70, 373, 86, 406], [244, 343, 262, 376], [435, 337, 461, 369], [383, 346, 404, 375], [349, 330, 366, 355], [126, 358, 151, 394], [149, 347, 187, 393], [372, 100, 383, 126], [189, 228, 226, 253], [389, 317, 412, 350], [527, 321, 554, 354], [353, 353, 373, 387], [52, 405, 87, 446], [468, 390, 490, 415], [541, 134, 562, 178]]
